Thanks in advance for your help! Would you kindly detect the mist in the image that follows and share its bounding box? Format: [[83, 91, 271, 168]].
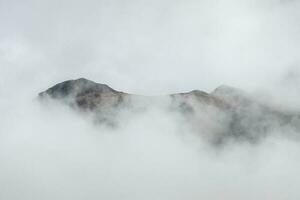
[[1, 0, 300, 199]]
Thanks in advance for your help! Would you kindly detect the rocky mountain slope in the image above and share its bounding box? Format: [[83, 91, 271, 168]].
[[39, 78, 300, 144]]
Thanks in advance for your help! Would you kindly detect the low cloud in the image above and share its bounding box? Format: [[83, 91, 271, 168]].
[[1, 0, 300, 199]]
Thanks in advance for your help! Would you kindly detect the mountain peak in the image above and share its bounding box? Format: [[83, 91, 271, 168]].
[[39, 78, 118, 99], [38, 78, 300, 143]]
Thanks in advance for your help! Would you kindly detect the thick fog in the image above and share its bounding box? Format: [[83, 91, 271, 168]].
[[1, 0, 300, 199]]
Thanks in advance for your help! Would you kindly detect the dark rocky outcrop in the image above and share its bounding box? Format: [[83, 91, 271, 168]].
[[39, 78, 128, 110]]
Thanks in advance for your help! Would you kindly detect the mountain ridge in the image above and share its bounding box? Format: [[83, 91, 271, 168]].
[[39, 78, 300, 144]]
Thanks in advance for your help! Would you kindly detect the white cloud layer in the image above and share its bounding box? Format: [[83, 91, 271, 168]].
[[1, 0, 300, 199]]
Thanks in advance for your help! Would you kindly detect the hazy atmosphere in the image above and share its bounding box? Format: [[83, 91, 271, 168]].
[[1, 0, 300, 199]]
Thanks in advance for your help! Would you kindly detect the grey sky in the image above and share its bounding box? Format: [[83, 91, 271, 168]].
[[1, 0, 300, 95], [1, 1, 300, 200]]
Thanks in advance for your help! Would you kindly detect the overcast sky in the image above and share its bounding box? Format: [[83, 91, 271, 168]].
[[2, 1, 300, 200], [1, 0, 300, 95]]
